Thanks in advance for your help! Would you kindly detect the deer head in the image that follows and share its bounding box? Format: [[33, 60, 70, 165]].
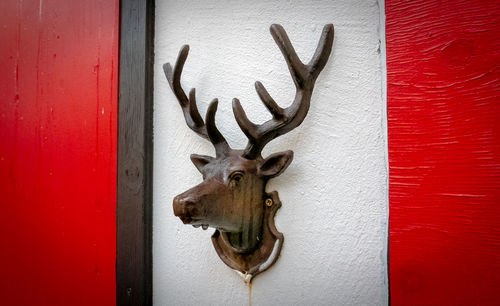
[[164, 24, 334, 281]]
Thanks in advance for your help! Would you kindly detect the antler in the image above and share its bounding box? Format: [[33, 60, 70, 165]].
[[163, 45, 230, 157], [232, 24, 334, 159]]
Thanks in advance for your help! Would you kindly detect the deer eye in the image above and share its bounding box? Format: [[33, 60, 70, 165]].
[[229, 171, 244, 188]]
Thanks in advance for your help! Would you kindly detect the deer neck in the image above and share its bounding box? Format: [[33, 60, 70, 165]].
[[211, 190, 284, 281], [224, 189, 266, 253]]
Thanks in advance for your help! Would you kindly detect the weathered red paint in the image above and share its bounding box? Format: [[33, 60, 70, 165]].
[[386, 0, 500, 304], [0, 1, 118, 305]]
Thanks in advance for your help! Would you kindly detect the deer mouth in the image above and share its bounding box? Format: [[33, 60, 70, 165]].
[[177, 214, 194, 224], [173, 204, 210, 229], [175, 210, 201, 225], [192, 224, 210, 230]]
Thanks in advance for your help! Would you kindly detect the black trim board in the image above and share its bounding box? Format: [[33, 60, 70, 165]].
[[117, 0, 155, 305]]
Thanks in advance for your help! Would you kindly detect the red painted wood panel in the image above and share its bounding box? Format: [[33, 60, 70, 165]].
[[0, 1, 118, 305], [386, 0, 500, 304]]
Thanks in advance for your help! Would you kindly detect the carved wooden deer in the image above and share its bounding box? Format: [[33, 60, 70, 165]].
[[164, 24, 334, 282]]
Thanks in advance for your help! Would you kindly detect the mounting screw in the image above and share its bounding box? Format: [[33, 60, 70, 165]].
[[265, 198, 273, 207]]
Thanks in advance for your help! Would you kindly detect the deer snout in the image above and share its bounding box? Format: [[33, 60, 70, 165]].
[[173, 194, 198, 224]]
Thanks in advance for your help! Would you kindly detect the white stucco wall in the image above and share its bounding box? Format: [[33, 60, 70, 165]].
[[153, 0, 388, 305]]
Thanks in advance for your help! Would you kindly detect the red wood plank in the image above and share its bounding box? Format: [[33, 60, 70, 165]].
[[386, 0, 500, 304], [0, 1, 118, 305]]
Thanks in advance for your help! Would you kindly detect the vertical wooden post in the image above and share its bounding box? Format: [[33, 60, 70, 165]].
[[117, 0, 154, 304]]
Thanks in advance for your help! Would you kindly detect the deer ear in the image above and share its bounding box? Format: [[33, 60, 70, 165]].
[[258, 150, 294, 178], [190, 154, 214, 173]]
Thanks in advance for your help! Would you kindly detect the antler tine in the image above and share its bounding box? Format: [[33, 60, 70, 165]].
[[164, 45, 230, 154], [269, 24, 309, 88], [163, 45, 206, 138], [308, 24, 335, 79], [232, 98, 258, 139], [233, 24, 334, 159], [205, 99, 230, 157], [255, 81, 285, 119]]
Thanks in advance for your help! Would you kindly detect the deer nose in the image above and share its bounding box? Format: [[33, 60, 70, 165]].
[[173, 195, 196, 224]]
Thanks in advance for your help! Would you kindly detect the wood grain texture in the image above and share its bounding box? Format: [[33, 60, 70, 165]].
[[386, 0, 500, 304], [0, 0, 118, 305], [117, 0, 154, 304]]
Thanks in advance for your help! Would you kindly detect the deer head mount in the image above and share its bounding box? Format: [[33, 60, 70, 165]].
[[164, 24, 334, 282]]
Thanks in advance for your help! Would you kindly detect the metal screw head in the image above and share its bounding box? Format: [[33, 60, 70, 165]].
[[265, 198, 273, 207]]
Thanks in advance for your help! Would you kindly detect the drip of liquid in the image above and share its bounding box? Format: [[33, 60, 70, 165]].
[[248, 281, 252, 306]]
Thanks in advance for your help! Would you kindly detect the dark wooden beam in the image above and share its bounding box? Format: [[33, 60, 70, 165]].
[[117, 0, 154, 304]]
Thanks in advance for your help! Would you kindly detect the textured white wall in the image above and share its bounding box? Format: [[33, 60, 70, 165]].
[[153, 0, 388, 305]]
